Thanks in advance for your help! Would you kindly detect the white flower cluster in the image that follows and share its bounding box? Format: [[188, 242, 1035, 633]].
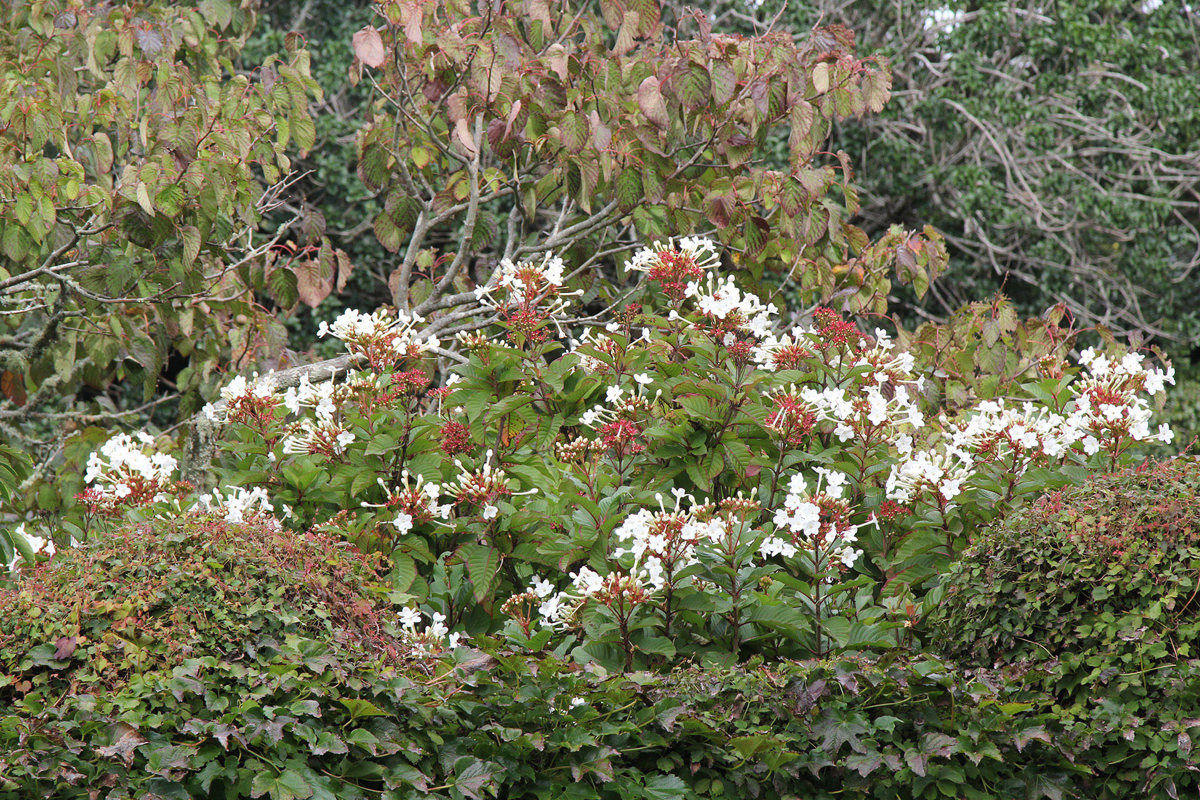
[[281, 418, 356, 455], [884, 442, 975, 504], [923, 5, 964, 35], [687, 274, 776, 339], [851, 329, 918, 376], [282, 373, 338, 419], [84, 432, 177, 500], [360, 473, 453, 532], [795, 382, 925, 442], [490, 252, 567, 305], [751, 324, 813, 369], [318, 307, 438, 357], [884, 348, 1175, 505], [578, 379, 654, 428], [193, 485, 277, 526], [523, 491, 758, 630], [762, 469, 865, 568], [397, 606, 464, 653], [610, 494, 727, 592], [625, 236, 720, 275], [221, 374, 273, 404], [1074, 348, 1174, 447], [202, 372, 278, 423]]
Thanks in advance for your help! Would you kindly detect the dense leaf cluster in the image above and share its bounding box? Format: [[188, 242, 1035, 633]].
[[0, 516, 408, 695], [0, 514, 1076, 799], [15, 511, 1200, 798], [935, 456, 1200, 796]]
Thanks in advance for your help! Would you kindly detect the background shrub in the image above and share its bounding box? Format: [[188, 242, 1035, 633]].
[[933, 456, 1200, 796]]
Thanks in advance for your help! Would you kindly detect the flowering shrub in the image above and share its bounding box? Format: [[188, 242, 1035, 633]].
[[17, 238, 1176, 671]]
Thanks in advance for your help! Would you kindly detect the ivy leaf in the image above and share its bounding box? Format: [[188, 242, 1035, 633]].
[[813, 710, 869, 755], [95, 723, 148, 767], [452, 757, 502, 800], [250, 767, 314, 800], [338, 698, 388, 721], [643, 775, 688, 800]]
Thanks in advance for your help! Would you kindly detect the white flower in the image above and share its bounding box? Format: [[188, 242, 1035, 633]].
[[399, 607, 422, 629], [634, 373, 653, 386], [482, 504, 499, 520], [532, 576, 555, 597], [538, 594, 567, 623], [427, 612, 449, 638], [393, 512, 414, 533], [570, 567, 604, 595]]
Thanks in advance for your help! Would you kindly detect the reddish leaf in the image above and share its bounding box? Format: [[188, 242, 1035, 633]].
[[590, 110, 611, 150], [637, 76, 670, 129], [0, 370, 26, 407], [710, 61, 737, 105], [352, 26, 386, 68], [705, 192, 733, 228], [811, 62, 830, 95], [53, 635, 77, 660], [402, 0, 422, 43], [504, 99, 522, 138], [453, 118, 478, 157], [294, 256, 333, 308], [613, 10, 639, 56], [335, 249, 353, 293], [546, 44, 568, 81]]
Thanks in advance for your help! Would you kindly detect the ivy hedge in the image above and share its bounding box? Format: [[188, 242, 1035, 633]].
[[935, 457, 1200, 798], [5, 505, 1200, 799]]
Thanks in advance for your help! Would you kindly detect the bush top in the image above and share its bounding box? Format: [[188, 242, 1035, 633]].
[[0, 515, 410, 697]]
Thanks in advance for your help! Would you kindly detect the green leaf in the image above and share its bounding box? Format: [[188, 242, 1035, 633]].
[[269, 266, 299, 308], [615, 169, 643, 213], [181, 225, 202, 266], [642, 775, 688, 800], [453, 757, 502, 800], [461, 543, 502, 611], [155, 184, 185, 217], [374, 209, 403, 253], [338, 698, 388, 721], [250, 768, 313, 800], [136, 182, 155, 215]]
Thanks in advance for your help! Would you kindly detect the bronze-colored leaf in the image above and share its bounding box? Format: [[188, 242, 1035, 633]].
[[352, 26, 386, 68], [0, 371, 26, 407], [53, 635, 77, 660], [637, 76, 669, 129]]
